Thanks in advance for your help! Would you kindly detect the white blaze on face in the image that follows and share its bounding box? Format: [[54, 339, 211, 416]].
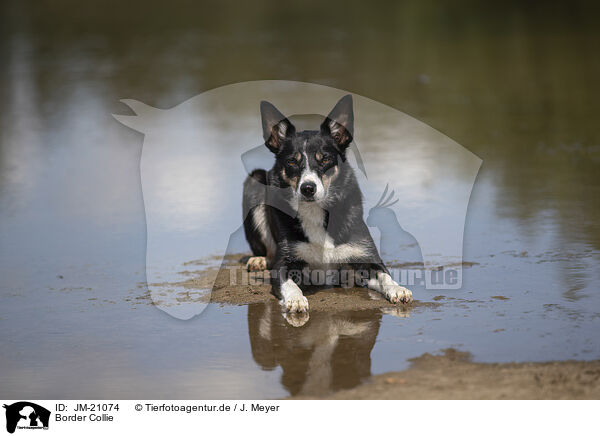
[[298, 151, 325, 201]]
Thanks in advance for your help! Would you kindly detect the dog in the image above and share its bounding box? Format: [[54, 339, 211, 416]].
[[242, 94, 413, 313]]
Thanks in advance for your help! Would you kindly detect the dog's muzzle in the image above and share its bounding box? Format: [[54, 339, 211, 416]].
[[300, 181, 316, 200]]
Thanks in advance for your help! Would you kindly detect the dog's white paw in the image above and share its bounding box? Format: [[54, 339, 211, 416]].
[[282, 294, 309, 313], [283, 311, 310, 327], [280, 278, 309, 313], [246, 256, 267, 272], [386, 285, 413, 304]]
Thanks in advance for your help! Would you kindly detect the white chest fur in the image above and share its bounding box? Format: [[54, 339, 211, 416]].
[[297, 202, 331, 247], [294, 202, 368, 265]]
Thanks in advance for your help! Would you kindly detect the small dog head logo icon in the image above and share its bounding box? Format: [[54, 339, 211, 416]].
[[3, 402, 50, 434]]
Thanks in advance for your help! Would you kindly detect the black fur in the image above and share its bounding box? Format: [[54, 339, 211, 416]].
[[243, 169, 269, 257], [243, 95, 389, 301]]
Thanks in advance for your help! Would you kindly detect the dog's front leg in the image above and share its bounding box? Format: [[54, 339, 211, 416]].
[[280, 278, 309, 313], [272, 260, 309, 313], [366, 268, 413, 304]]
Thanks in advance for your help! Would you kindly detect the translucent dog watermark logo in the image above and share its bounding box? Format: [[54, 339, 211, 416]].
[[113, 81, 481, 320]]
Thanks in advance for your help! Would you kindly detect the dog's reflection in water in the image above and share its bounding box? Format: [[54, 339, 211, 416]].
[[248, 301, 393, 396]]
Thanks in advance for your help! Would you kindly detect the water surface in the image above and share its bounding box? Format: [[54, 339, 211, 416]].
[[1, 0, 599, 398]]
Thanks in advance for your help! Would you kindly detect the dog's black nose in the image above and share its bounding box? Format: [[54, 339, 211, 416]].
[[300, 182, 316, 198]]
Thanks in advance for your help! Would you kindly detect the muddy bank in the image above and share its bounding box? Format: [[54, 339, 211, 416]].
[[293, 349, 600, 399], [174, 256, 437, 312]]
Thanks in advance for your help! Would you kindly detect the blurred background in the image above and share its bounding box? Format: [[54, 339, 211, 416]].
[[2, 0, 599, 265], [1, 0, 599, 398]]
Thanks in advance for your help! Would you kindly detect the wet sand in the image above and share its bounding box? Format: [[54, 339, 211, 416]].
[[294, 349, 600, 400], [167, 255, 436, 312]]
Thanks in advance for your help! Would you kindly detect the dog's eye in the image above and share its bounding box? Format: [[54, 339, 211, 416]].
[[321, 157, 332, 165], [286, 159, 297, 167]]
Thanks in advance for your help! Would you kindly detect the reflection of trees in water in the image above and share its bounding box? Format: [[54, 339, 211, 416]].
[[3, 0, 599, 298], [248, 301, 382, 396]]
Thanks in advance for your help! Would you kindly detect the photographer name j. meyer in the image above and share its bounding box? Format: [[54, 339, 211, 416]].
[[142, 403, 280, 413]]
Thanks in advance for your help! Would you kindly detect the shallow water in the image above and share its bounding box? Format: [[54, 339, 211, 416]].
[[1, 1, 600, 398]]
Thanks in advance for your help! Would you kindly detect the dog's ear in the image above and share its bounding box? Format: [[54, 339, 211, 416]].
[[321, 94, 354, 152], [260, 101, 295, 154]]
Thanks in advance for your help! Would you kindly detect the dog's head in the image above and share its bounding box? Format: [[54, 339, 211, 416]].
[[260, 95, 354, 205]]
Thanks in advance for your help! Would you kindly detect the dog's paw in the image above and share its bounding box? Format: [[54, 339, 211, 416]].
[[381, 306, 412, 319], [283, 311, 310, 327], [386, 285, 413, 304], [282, 294, 309, 313], [246, 256, 267, 272]]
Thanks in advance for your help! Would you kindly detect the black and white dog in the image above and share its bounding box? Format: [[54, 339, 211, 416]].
[[242, 95, 413, 313]]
